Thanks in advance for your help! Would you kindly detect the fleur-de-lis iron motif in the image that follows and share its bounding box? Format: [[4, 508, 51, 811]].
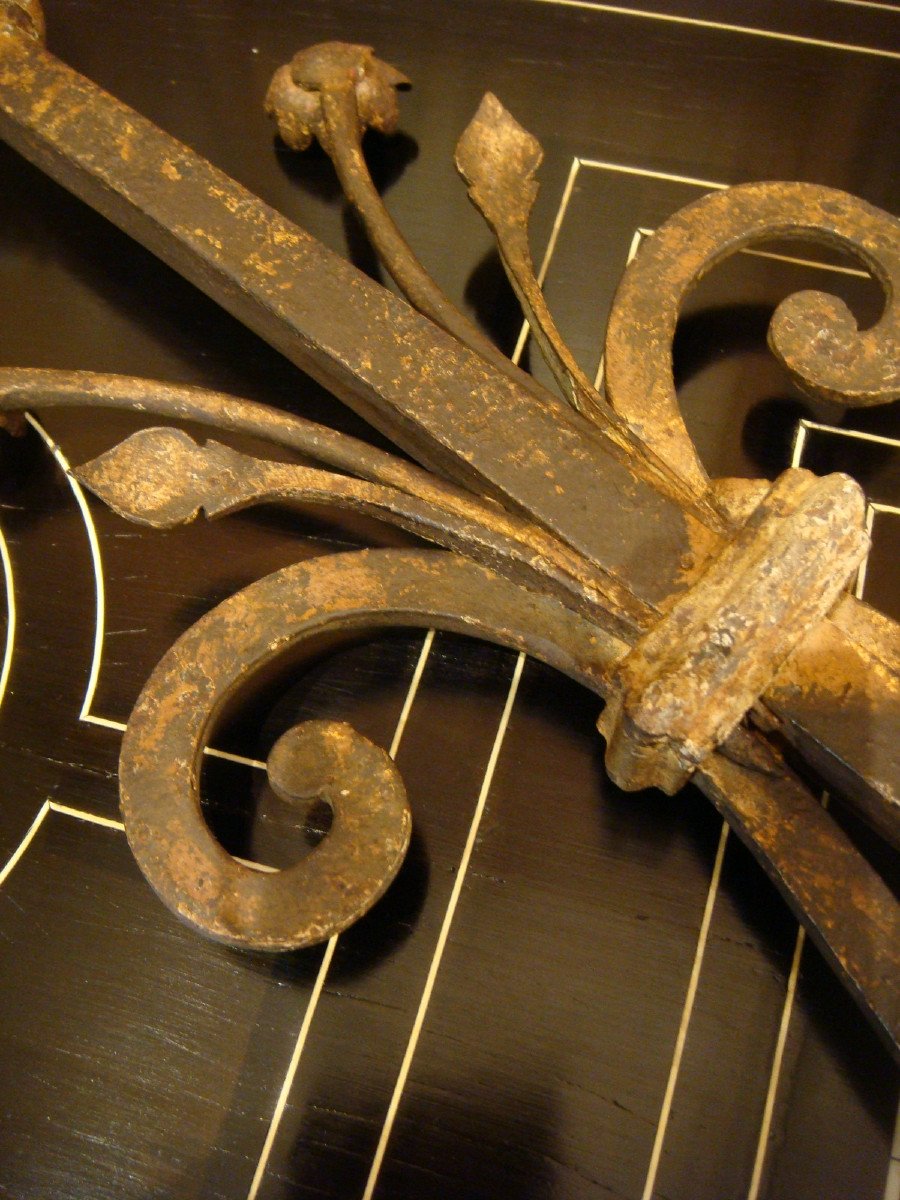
[[0, 9, 897, 1055]]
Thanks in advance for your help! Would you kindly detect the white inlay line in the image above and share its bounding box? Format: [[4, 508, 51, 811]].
[[529, 0, 900, 59], [48, 801, 125, 832], [640, 822, 730, 1200], [512, 155, 582, 366], [585, 179, 878, 276], [885, 1104, 900, 1200], [632, 227, 871, 279], [584, 171, 874, 395], [748, 420, 899, 1200], [389, 630, 436, 760], [733, 246, 870, 278], [540, 158, 727, 393], [827, 0, 900, 12], [747, 919, 807, 1200], [0, 443, 438, 1197], [0, 525, 17, 710], [25, 415, 107, 725], [0, 621, 436, 1200], [583, 171, 885, 1191], [25, 415, 271, 770], [362, 651, 527, 1200], [245, 628, 437, 1200], [20, 294, 515, 1200], [246, 934, 338, 1200], [516, 157, 742, 1192], [593, 226, 645, 390], [579, 158, 727, 190], [857, 503, 900, 600], [353, 160, 587, 1195], [0, 800, 50, 889], [0, 799, 127, 892], [798, 419, 900, 449]]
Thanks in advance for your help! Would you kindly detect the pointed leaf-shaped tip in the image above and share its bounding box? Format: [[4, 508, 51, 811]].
[[378, 61, 411, 90], [455, 92, 543, 216], [75, 427, 208, 528]]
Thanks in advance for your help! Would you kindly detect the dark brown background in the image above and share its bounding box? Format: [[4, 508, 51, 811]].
[[0, 1, 898, 1197]]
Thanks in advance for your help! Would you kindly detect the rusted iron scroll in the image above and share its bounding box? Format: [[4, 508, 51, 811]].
[[0, 9, 898, 1056]]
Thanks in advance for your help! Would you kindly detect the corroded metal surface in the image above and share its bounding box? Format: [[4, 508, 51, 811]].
[[698, 732, 900, 1055], [604, 181, 900, 497], [455, 93, 613, 428], [264, 43, 534, 393], [761, 594, 900, 849], [0, 3, 898, 1055], [600, 469, 869, 794], [0, 0, 40, 40], [128, 703, 412, 950], [0, 13, 725, 607], [120, 549, 621, 948]]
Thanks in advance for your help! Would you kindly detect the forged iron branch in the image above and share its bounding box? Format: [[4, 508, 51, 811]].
[[0, 6, 898, 1055]]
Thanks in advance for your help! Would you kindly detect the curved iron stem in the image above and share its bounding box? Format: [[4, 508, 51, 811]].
[[265, 43, 542, 394]]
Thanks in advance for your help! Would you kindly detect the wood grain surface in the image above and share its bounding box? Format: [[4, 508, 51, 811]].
[[0, 2, 898, 1198]]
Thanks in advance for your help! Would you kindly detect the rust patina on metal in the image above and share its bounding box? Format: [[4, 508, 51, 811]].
[[0, 8, 898, 1054]]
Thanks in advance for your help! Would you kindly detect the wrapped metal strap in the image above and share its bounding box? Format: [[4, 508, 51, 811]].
[[599, 468, 869, 793]]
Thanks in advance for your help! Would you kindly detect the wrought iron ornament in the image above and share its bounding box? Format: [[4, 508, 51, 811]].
[[0, 6, 898, 1056]]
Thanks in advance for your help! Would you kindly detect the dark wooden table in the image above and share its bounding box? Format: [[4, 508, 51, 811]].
[[0, 2, 898, 1197]]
